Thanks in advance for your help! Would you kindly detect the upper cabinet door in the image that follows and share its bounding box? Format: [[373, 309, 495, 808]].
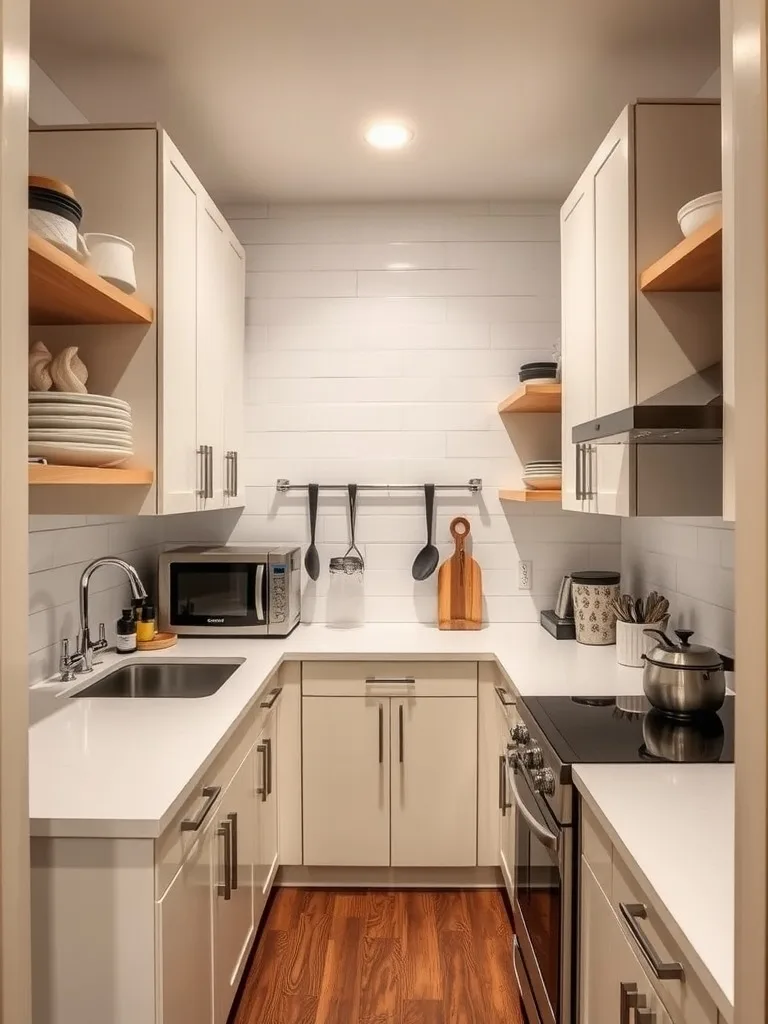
[[223, 238, 246, 508], [197, 202, 228, 510], [594, 108, 634, 418], [390, 696, 478, 868], [560, 177, 596, 513], [159, 137, 200, 514]]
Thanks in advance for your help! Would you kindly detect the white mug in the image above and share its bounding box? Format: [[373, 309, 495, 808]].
[[29, 209, 89, 262], [83, 233, 137, 295]]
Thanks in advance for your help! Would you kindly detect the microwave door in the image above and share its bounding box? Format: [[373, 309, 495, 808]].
[[169, 561, 267, 633]]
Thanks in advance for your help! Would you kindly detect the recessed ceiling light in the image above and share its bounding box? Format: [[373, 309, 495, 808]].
[[364, 121, 414, 150]]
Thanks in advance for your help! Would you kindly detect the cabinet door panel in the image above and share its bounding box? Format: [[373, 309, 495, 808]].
[[160, 140, 199, 514], [223, 237, 246, 507], [302, 697, 390, 866], [213, 748, 256, 1024], [560, 180, 595, 512], [157, 819, 214, 1024], [197, 202, 227, 510], [390, 697, 477, 868], [580, 858, 672, 1024], [254, 712, 278, 926]]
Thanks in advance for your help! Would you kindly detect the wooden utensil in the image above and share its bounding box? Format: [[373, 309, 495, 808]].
[[438, 516, 482, 630]]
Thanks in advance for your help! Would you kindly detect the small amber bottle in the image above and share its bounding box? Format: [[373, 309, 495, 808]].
[[137, 603, 156, 643]]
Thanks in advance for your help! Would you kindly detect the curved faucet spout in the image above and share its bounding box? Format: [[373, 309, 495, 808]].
[[79, 558, 148, 671]]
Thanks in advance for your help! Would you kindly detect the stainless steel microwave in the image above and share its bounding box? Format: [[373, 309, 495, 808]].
[[158, 545, 301, 637]]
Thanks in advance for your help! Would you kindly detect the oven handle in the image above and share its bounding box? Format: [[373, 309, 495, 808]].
[[254, 564, 265, 622], [507, 762, 559, 850]]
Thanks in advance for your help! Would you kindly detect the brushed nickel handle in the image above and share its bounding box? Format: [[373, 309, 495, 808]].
[[227, 811, 238, 889], [265, 737, 273, 796], [495, 685, 514, 707], [619, 903, 685, 980], [378, 703, 384, 764], [207, 446, 214, 498], [365, 676, 416, 688], [586, 443, 595, 500], [260, 685, 282, 708], [575, 443, 582, 500], [197, 446, 206, 498], [180, 785, 221, 831], [257, 742, 268, 802], [620, 982, 645, 1024], [398, 703, 404, 764], [217, 820, 232, 900], [234, 451, 239, 496], [636, 1011, 656, 1023], [224, 451, 231, 497], [254, 565, 266, 623], [498, 754, 506, 815]]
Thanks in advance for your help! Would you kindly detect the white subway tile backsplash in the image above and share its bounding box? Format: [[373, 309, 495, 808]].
[[357, 269, 489, 298], [247, 296, 447, 326], [245, 270, 357, 298], [246, 242, 449, 273], [259, 322, 491, 352]]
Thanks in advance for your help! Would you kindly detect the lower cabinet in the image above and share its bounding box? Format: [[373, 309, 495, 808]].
[[254, 712, 278, 920], [496, 699, 517, 897], [302, 693, 477, 868], [580, 857, 672, 1024]]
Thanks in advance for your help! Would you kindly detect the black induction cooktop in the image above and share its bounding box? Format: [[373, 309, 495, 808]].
[[519, 695, 735, 765]]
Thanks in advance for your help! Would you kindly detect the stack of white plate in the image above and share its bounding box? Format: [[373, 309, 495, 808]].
[[29, 392, 133, 467], [523, 460, 562, 491]]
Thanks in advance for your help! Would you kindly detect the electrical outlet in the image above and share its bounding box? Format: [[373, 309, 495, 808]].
[[518, 560, 532, 591]]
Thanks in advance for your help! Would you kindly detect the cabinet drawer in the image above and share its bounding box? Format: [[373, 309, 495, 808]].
[[155, 698, 277, 896], [613, 856, 718, 1024], [581, 803, 613, 896], [302, 661, 477, 697]]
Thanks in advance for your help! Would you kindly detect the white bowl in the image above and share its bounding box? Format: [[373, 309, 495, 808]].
[[677, 191, 722, 238], [523, 475, 562, 491]]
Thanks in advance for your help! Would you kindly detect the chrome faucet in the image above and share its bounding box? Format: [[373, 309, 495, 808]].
[[74, 557, 147, 673]]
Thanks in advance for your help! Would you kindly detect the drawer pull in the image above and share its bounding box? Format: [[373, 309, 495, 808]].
[[495, 685, 514, 707], [378, 703, 384, 764], [619, 903, 685, 981], [180, 785, 221, 832], [227, 811, 238, 890], [257, 743, 268, 802], [635, 1011, 656, 1022], [620, 982, 645, 1024], [365, 676, 416, 687], [260, 686, 282, 709], [217, 820, 232, 900]]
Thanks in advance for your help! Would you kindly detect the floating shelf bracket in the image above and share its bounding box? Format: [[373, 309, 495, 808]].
[[276, 478, 483, 495]]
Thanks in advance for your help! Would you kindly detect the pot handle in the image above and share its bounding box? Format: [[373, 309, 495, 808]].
[[643, 627, 674, 648], [674, 629, 694, 647]]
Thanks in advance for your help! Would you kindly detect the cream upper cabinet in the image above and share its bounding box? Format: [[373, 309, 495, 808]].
[[29, 126, 246, 516], [302, 696, 391, 867], [390, 696, 477, 868], [560, 101, 723, 518], [580, 857, 672, 1024]]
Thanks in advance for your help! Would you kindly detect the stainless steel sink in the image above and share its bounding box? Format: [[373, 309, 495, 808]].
[[69, 661, 240, 699]]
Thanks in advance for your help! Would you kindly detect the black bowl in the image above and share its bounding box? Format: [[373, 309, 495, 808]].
[[29, 186, 83, 218], [519, 368, 558, 382], [519, 361, 558, 371]]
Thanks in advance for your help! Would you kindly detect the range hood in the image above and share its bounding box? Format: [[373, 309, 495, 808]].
[[572, 363, 723, 445]]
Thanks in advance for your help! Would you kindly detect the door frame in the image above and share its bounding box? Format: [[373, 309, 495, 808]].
[[0, 0, 31, 1020]]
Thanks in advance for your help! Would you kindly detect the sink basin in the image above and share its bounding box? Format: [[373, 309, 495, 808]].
[[69, 661, 240, 699]]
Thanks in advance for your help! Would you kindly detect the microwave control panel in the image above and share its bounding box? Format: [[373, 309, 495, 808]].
[[270, 565, 287, 622]]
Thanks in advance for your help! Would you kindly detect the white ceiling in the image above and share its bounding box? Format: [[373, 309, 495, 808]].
[[31, 0, 720, 205]]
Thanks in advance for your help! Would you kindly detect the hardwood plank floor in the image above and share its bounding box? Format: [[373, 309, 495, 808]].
[[232, 889, 524, 1024]]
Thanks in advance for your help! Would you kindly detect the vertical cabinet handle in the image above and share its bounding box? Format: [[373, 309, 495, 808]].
[[498, 754, 506, 815], [224, 452, 231, 497], [197, 446, 206, 498], [207, 446, 214, 498], [378, 703, 384, 764], [620, 983, 645, 1024], [233, 451, 238, 497], [265, 737, 273, 796], [575, 443, 582, 500], [586, 443, 594, 500], [227, 811, 238, 890], [217, 820, 232, 900], [398, 703, 404, 764], [257, 742, 268, 802]]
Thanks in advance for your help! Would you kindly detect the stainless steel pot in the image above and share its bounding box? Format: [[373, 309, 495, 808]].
[[642, 628, 725, 717]]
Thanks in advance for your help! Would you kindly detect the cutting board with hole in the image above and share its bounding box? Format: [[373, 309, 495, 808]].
[[438, 516, 483, 630]]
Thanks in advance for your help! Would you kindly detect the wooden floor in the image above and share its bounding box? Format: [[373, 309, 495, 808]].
[[232, 888, 524, 1024]]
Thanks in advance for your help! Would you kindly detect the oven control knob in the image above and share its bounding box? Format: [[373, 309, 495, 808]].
[[521, 747, 544, 770], [511, 723, 530, 745], [532, 768, 556, 796]]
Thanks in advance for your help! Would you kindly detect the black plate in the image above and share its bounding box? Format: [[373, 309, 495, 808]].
[[520, 361, 558, 370], [519, 369, 558, 382], [29, 186, 82, 216]]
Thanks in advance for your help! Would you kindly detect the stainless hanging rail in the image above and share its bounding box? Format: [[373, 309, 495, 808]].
[[276, 478, 483, 494]]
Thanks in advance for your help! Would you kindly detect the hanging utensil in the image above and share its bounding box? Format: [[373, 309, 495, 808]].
[[412, 483, 440, 581], [329, 483, 364, 577], [304, 482, 320, 581]]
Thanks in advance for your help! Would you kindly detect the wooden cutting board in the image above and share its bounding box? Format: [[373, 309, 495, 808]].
[[438, 516, 482, 630]]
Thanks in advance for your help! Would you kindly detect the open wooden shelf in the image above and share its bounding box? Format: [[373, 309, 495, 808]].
[[499, 489, 562, 503], [28, 232, 154, 326], [639, 214, 722, 293], [29, 464, 154, 486], [498, 382, 561, 414]]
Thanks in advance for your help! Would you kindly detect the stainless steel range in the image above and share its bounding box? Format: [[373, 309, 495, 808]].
[[509, 694, 735, 1024]]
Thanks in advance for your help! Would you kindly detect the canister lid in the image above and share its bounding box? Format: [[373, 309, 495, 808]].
[[570, 570, 621, 585]]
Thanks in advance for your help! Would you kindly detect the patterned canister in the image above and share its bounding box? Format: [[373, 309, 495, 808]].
[[571, 570, 621, 646]]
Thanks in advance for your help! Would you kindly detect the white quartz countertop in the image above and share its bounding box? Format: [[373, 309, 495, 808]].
[[29, 622, 654, 839], [573, 763, 734, 1022]]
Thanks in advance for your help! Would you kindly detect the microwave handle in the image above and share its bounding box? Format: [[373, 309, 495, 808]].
[[254, 564, 265, 622]]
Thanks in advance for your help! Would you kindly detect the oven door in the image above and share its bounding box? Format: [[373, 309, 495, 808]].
[[508, 759, 572, 1024], [168, 561, 268, 632]]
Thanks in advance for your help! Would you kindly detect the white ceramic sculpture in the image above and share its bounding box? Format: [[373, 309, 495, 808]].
[[28, 340, 53, 392], [50, 346, 89, 394]]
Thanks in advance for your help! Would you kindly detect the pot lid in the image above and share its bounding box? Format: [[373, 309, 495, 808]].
[[644, 628, 724, 669]]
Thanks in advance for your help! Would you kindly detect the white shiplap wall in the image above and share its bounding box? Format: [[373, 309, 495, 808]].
[[622, 518, 735, 656], [225, 202, 622, 625]]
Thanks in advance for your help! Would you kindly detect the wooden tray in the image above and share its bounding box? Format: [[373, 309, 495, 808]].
[[137, 631, 178, 652]]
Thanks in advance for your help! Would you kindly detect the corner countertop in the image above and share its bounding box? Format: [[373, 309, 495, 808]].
[[29, 622, 653, 839], [573, 763, 734, 1023]]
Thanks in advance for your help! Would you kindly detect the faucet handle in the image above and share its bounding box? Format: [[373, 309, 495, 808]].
[[98, 623, 107, 644], [60, 637, 70, 667]]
